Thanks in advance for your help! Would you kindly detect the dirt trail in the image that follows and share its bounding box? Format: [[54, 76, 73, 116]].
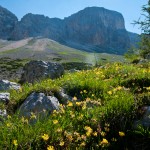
[[25, 38, 52, 51], [0, 38, 32, 52]]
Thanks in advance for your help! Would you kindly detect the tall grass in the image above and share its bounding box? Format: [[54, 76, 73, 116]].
[[1, 62, 150, 149]]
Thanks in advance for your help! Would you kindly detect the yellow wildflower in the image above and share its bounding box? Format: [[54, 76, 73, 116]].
[[73, 96, 77, 101], [78, 114, 83, 120], [19, 87, 22, 92], [53, 120, 58, 124], [104, 127, 110, 132], [7, 115, 11, 119], [6, 123, 11, 127], [83, 90, 87, 93], [101, 131, 106, 137], [84, 126, 93, 137], [47, 145, 55, 150], [56, 128, 62, 133], [146, 87, 150, 90], [13, 140, 18, 146], [67, 102, 73, 107], [107, 91, 112, 95], [81, 135, 87, 141], [59, 141, 64, 146], [41, 134, 49, 141], [119, 131, 125, 137], [117, 86, 122, 90], [30, 112, 36, 119], [101, 75, 105, 78], [53, 110, 57, 113], [93, 131, 98, 137], [66, 134, 73, 141], [76, 102, 82, 106], [21, 117, 28, 124], [111, 138, 117, 142], [80, 142, 86, 147], [92, 94, 95, 97], [105, 123, 110, 127], [86, 97, 91, 101], [100, 138, 109, 145], [82, 104, 86, 110], [74, 131, 80, 137], [69, 111, 75, 118]]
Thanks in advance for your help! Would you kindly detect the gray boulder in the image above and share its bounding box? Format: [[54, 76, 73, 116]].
[[134, 106, 150, 128], [138, 59, 149, 64], [55, 88, 72, 104], [0, 92, 10, 118], [0, 93, 10, 104], [69, 69, 80, 73], [0, 80, 21, 91], [20, 60, 64, 83], [141, 106, 150, 127], [18, 92, 60, 118], [0, 109, 7, 117]]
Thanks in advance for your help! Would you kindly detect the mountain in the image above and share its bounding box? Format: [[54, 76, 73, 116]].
[[62, 7, 130, 54], [128, 32, 140, 47], [0, 6, 139, 54], [0, 6, 18, 40]]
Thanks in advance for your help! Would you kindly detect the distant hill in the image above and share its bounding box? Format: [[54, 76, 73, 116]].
[[0, 6, 139, 55], [128, 32, 140, 47], [0, 37, 126, 64]]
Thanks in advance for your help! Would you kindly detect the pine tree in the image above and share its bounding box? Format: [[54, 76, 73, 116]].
[[135, 0, 150, 58]]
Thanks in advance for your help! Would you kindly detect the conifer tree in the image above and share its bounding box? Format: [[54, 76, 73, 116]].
[[136, 0, 150, 58]]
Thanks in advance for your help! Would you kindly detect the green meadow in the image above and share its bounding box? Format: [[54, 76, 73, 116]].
[[0, 62, 150, 149]]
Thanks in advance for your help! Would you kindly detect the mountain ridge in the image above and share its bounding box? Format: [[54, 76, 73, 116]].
[[0, 5, 139, 55]]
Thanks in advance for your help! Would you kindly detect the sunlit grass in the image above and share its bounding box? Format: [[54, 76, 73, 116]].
[[1, 62, 150, 149]]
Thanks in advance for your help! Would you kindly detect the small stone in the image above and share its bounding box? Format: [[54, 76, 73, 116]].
[[0, 80, 21, 91], [0, 93, 10, 104]]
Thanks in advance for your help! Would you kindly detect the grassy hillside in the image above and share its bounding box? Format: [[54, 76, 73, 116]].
[[0, 38, 126, 64], [0, 62, 150, 149]]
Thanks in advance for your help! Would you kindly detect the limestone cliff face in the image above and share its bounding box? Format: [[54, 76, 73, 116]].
[[0, 6, 18, 40], [0, 6, 136, 54], [63, 7, 130, 54], [11, 13, 63, 41]]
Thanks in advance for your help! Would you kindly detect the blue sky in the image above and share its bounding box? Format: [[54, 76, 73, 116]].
[[0, 0, 148, 34]]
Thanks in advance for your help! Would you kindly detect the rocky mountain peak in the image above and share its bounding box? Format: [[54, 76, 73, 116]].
[[0, 6, 139, 54], [63, 7, 129, 54], [0, 5, 18, 40], [66, 7, 125, 30]]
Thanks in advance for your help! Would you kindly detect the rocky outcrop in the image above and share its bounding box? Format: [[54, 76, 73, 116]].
[[0, 6, 18, 40], [134, 106, 150, 128], [20, 60, 64, 83], [11, 13, 63, 41], [0, 93, 10, 104], [0, 5, 138, 54], [0, 92, 10, 117], [0, 80, 21, 91], [63, 7, 130, 54], [0, 109, 7, 117], [18, 92, 60, 118]]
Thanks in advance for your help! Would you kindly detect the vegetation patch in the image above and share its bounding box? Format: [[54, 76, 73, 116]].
[[0, 62, 150, 149]]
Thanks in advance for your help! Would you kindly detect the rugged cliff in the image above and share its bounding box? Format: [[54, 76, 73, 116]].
[[63, 7, 130, 54], [0, 6, 18, 40], [11, 13, 63, 41], [0, 6, 138, 54]]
